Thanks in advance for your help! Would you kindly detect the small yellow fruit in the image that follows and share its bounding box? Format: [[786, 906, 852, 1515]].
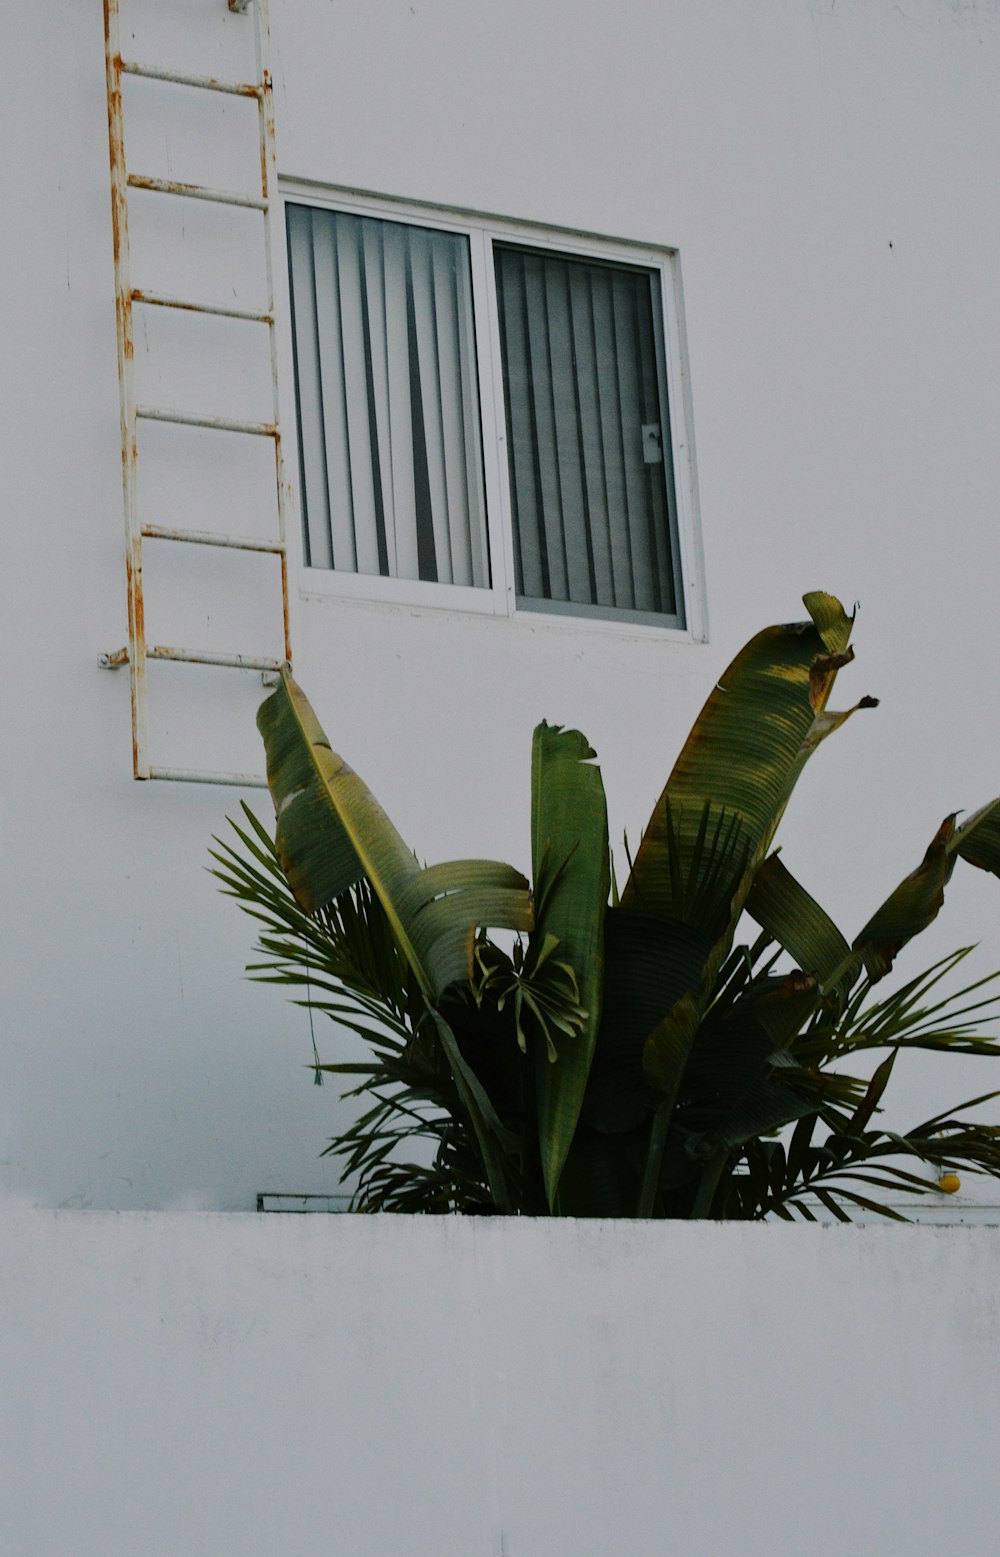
[[938, 1172, 961, 1195]]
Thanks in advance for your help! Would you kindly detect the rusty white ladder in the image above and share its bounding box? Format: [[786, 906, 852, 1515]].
[[101, 0, 289, 786]]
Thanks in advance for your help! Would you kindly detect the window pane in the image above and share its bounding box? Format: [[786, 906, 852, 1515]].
[[286, 205, 490, 588], [494, 244, 682, 625]]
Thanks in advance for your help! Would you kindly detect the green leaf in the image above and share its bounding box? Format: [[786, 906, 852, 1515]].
[[635, 593, 871, 1153], [641, 989, 701, 1099], [785, 1111, 820, 1189], [813, 1188, 855, 1223], [528, 723, 610, 1210], [621, 593, 874, 945], [802, 591, 855, 655], [256, 673, 365, 910], [953, 797, 1000, 877], [753, 971, 823, 1049], [429, 1009, 516, 1214], [853, 814, 958, 981], [590, 911, 710, 1129], [557, 1124, 643, 1218], [745, 853, 852, 990], [680, 1001, 814, 1162], [258, 668, 532, 1001], [850, 797, 1000, 984], [848, 1052, 897, 1133]]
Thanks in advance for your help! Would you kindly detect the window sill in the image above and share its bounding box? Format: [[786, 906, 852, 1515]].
[[298, 568, 706, 645]]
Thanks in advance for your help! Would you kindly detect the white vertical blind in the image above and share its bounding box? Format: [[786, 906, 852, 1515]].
[[286, 205, 490, 588], [494, 245, 680, 623]]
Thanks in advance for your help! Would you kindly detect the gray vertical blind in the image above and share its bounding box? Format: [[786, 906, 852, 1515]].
[[286, 205, 490, 588], [494, 244, 681, 624]]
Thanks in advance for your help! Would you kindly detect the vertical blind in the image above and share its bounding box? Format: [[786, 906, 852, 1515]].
[[286, 205, 490, 587], [494, 245, 679, 622]]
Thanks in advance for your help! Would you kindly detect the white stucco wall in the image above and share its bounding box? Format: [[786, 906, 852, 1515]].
[[3, 1211, 999, 1556], [2, 0, 1000, 1210]]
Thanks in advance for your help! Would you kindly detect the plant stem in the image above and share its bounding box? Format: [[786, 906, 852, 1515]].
[[636, 1100, 672, 1217], [690, 1149, 729, 1219]]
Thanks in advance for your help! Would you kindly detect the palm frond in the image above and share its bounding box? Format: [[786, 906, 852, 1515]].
[[213, 806, 500, 1211]]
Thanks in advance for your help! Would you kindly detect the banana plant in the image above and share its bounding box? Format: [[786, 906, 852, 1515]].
[[213, 593, 1000, 1218]]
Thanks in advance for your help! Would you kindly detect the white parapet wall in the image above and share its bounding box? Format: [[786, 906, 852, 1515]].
[[2, 1211, 999, 1557]]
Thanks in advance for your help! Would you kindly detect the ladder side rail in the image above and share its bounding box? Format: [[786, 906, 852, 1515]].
[[254, 0, 292, 664], [104, 0, 150, 780]]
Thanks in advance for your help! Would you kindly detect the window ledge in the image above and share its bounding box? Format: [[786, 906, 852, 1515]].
[[298, 570, 707, 646]]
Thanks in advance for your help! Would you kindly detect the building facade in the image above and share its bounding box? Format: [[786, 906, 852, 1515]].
[[3, 0, 1000, 1211]]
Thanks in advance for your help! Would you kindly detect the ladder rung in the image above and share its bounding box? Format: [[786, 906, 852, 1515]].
[[136, 405, 278, 437], [148, 766, 269, 788], [121, 60, 263, 99], [149, 646, 283, 672], [142, 524, 285, 555], [132, 290, 272, 325], [127, 174, 267, 211]]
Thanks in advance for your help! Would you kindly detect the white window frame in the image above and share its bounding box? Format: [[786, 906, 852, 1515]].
[[278, 182, 708, 642]]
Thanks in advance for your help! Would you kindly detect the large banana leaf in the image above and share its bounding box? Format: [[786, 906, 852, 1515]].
[[745, 852, 852, 991], [257, 669, 536, 1212], [556, 1123, 646, 1218], [429, 1008, 517, 1214], [748, 795, 1000, 994], [622, 592, 873, 937], [646, 975, 820, 1217], [594, 913, 710, 1122], [258, 668, 533, 1003], [853, 796, 1000, 981], [681, 990, 823, 1160], [853, 815, 958, 980], [953, 796, 1000, 874], [528, 723, 610, 1210], [637, 593, 875, 1103]]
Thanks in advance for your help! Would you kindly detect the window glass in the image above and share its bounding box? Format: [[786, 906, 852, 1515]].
[[286, 205, 490, 587], [494, 244, 679, 624]]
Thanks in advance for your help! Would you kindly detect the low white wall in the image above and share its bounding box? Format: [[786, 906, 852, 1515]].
[[2, 1211, 998, 1557]]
